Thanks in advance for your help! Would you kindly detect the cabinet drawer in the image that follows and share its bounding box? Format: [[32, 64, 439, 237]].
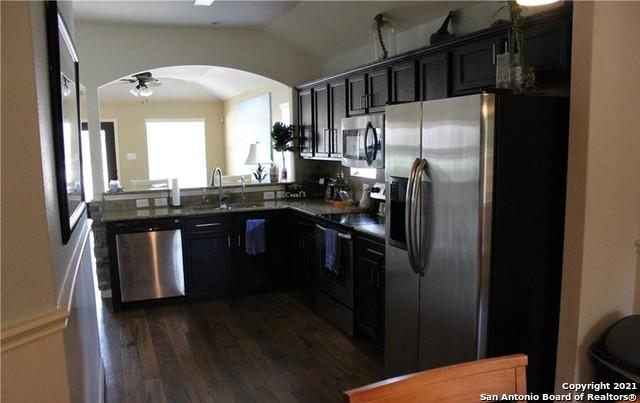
[[184, 216, 234, 232], [356, 237, 385, 262]]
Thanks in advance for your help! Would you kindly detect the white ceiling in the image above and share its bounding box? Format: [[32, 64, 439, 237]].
[[265, 1, 477, 59], [75, 1, 478, 59], [99, 65, 278, 102], [74, 1, 300, 29]]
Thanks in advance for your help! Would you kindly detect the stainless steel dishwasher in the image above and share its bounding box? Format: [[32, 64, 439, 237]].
[[114, 218, 185, 303]]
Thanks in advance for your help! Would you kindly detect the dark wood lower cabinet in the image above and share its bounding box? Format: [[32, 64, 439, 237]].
[[355, 236, 385, 343], [293, 216, 317, 298], [184, 230, 239, 298], [184, 212, 290, 299]]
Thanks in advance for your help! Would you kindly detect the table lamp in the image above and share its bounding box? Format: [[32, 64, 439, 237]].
[[245, 142, 272, 183]]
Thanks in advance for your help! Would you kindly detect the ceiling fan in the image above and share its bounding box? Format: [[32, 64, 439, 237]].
[[119, 72, 182, 98]]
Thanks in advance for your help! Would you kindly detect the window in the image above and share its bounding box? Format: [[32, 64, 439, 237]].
[[350, 167, 378, 179], [146, 119, 207, 188]]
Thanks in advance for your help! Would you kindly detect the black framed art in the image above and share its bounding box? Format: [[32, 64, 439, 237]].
[[46, 2, 85, 244]]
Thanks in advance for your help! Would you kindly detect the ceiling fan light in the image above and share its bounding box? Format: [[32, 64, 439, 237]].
[[139, 86, 153, 97], [130, 87, 140, 97], [193, 0, 215, 6], [516, 0, 559, 6]]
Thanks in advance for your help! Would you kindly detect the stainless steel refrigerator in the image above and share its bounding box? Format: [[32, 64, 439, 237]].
[[384, 93, 569, 394]]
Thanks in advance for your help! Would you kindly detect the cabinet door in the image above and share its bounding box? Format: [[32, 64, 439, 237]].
[[524, 19, 571, 83], [298, 88, 314, 157], [294, 218, 316, 298], [367, 67, 389, 113], [313, 84, 330, 157], [391, 61, 418, 104], [347, 74, 367, 116], [355, 255, 383, 341], [451, 37, 502, 94], [420, 52, 450, 101], [329, 80, 346, 157], [238, 215, 279, 292], [185, 231, 237, 298]]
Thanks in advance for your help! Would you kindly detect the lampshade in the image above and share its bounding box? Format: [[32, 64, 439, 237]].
[[245, 142, 272, 165]]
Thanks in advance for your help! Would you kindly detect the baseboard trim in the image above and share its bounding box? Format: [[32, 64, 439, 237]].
[[1, 309, 70, 353]]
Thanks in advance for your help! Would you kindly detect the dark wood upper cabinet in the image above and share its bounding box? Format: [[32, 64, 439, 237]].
[[348, 74, 367, 116], [391, 61, 418, 104], [298, 88, 314, 157], [367, 67, 389, 112], [523, 18, 571, 83], [420, 52, 450, 101], [296, 5, 571, 160], [313, 84, 330, 157], [451, 36, 504, 95], [329, 80, 346, 157]]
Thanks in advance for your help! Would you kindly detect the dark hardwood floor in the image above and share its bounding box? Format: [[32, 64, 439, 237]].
[[98, 292, 383, 403]]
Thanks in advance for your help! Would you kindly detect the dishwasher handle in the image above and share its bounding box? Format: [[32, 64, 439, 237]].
[[114, 218, 182, 233]]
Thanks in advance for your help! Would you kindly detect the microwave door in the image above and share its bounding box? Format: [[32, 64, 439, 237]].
[[342, 128, 367, 167]]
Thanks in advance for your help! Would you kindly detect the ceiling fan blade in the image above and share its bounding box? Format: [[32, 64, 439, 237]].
[[146, 82, 162, 87], [119, 79, 137, 83]]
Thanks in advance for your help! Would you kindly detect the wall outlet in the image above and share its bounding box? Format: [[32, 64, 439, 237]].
[[127, 153, 137, 160], [276, 191, 285, 199], [154, 197, 168, 207], [263, 191, 275, 200], [136, 199, 149, 208]]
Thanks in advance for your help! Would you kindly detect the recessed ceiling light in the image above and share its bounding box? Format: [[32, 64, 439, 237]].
[[193, 0, 215, 6]]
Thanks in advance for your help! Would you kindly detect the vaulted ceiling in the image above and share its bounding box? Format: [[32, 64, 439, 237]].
[[74, 1, 478, 60]]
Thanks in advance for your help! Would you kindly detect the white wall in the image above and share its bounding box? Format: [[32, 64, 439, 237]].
[[555, 1, 640, 390], [223, 81, 293, 177], [1, 2, 102, 402]]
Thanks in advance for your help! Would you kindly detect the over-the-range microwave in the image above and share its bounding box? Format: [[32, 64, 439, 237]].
[[341, 114, 384, 169]]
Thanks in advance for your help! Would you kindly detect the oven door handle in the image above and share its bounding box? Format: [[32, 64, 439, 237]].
[[316, 224, 351, 240]]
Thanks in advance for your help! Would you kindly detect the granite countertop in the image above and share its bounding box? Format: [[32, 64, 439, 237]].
[[101, 199, 385, 240]]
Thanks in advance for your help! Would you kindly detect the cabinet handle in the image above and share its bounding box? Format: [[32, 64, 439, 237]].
[[369, 93, 374, 107], [227, 235, 231, 248], [492, 43, 496, 65], [337, 232, 352, 240], [195, 222, 221, 228], [316, 224, 326, 232], [366, 248, 384, 257], [360, 94, 367, 110]]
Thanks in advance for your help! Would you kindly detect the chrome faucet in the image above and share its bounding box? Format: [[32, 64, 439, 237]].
[[212, 167, 226, 209]]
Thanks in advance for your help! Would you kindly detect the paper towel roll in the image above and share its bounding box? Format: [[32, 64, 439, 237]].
[[170, 178, 181, 207]]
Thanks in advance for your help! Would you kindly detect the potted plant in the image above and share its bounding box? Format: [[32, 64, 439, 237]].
[[271, 122, 296, 182]]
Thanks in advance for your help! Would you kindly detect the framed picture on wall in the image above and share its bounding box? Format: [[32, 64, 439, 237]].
[[46, 1, 85, 244]]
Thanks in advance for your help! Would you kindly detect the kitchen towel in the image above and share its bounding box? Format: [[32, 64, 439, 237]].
[[245, 219, 266, 256], [324, 228, 339, 274]]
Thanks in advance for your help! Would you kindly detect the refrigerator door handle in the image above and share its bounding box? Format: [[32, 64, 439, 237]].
[[405, 158, 422, 274], [415, 159, 432, 275], [410, 159, 425, 274]]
